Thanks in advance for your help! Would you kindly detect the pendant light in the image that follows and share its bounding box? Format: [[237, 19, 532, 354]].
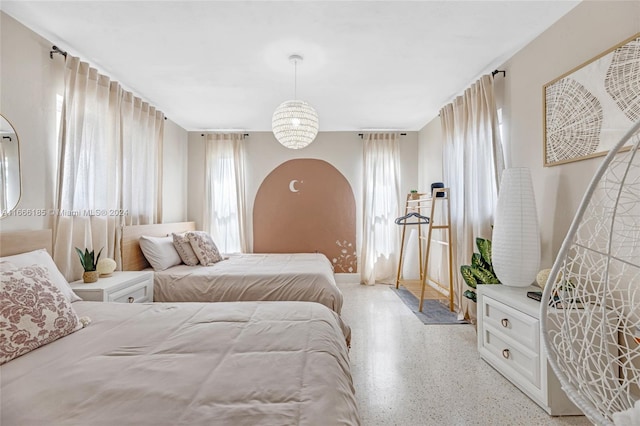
[[272, 55, 319, 149]]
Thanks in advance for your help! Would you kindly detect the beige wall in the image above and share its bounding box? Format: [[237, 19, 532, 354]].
[[0, 12, 62, 231], [0, 12, 188, 232], [187, 131, 419, 252], [502, 0, 639, 267], [162, 119, 189, 223], [418, 1, 640, 269], [417, 117, 444, 194]]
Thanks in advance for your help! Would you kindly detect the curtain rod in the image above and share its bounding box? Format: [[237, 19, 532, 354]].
[[358, 132, 407, 138], [492, 69, 506, 78], [49, 45, 169, 121], [49, 45, 67, 60], [201, 133, 250, 137]]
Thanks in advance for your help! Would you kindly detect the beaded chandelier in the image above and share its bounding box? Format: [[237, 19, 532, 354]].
[[272, 55, 319, 149]]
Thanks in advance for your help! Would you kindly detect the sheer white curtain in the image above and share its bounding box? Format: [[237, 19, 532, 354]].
[[204, 133, 247, 253], [441, 74, 504, 320], [360, 133, 401, 285], [54, 56, 164, 281]]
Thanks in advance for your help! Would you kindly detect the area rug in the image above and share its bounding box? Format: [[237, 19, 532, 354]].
[[390, 286, 468, 325]]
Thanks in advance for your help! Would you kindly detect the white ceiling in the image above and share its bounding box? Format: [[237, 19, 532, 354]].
[[1, 1, 579, 132]]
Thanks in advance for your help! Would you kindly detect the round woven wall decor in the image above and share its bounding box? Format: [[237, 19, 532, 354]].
[[605, 37, 640, 123], [546, 77, 603, 164]]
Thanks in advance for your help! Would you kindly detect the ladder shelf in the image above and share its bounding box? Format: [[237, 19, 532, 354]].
[[395, 187, 454, 312]]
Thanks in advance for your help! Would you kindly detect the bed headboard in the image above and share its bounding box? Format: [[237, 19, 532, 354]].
[[121, 222, 195, 271], [0, 229, 53, 257]]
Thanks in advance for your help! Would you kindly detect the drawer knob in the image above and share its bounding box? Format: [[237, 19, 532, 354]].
[[502, 349, 510, 359], [501, 318, 510, 328], [128, 297, 135, 303]]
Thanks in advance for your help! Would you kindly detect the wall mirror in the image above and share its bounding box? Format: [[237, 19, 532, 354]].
[[0, 114, 21, 217]]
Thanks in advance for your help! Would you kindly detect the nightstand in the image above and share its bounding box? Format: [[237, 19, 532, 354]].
[[477, 284, 582, 416], [70, 271, 154, 303]]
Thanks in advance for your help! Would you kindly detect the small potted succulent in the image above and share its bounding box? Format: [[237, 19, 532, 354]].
[[75, 247, 103, 283], [410, 189, 419, 200]]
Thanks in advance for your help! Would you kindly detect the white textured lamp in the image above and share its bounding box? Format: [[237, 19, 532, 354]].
[[492, 167, 541, 286], [97, 258, 116, 277], [272, 55, 319, 149]]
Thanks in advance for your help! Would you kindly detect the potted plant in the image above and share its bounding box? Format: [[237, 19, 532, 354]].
[[460, 237, 500, 302], [410, 189, 419, 200], [75, 247, 103, 283]]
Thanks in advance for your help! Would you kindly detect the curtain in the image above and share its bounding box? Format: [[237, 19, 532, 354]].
[[441, 74, 504, 320], [203, 133, 247, 253], [360, 133, 401, 285], [53, 56, 164, 281]]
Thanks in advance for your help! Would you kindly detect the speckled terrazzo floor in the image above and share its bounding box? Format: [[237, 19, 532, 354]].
[[338, 282, 592, 426]]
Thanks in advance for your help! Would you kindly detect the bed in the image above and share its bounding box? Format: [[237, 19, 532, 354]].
[[122, 223, 345, 314], [0, 230, 361, 426]]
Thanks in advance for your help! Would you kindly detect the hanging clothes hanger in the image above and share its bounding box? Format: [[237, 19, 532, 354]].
[[394, 211, 430, 225]]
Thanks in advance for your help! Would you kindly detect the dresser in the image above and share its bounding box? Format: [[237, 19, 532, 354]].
[[70, 271, 154, 303], [477, 284, 582, 416]]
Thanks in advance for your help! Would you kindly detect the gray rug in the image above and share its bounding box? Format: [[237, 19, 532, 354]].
[[390, 286, 468, 325]]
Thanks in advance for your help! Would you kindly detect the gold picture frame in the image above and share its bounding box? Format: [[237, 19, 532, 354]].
[[543, 32, 640, 167]]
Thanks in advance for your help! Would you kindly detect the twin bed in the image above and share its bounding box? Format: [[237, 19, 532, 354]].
[[1, 229, 360, 425], [122, 222, 345, 313]]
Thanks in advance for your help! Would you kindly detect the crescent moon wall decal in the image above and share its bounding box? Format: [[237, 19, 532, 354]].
[[289, 180, 299, 192]]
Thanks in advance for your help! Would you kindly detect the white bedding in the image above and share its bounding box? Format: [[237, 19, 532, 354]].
[[153, 253, 344, 314], [1, 301, 360, 425]]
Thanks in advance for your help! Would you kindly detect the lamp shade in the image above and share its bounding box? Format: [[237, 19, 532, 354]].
[[492, 167, 541, 287], [272, 100, 319, 149]]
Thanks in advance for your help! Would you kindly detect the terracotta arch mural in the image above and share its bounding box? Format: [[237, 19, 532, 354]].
[[253, 159, 357, 273]]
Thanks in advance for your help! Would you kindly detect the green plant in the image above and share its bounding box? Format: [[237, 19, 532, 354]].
[[460, 238, 500, 302], [75, 247, 103, 272]]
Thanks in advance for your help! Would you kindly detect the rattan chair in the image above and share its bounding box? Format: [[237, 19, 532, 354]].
[[541, 119, 640, 425]]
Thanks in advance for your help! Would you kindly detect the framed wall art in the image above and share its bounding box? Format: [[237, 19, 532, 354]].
[[543, 32, 640, 167]]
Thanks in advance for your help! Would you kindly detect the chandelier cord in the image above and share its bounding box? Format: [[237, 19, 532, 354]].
[[294, 60, 298, 100]]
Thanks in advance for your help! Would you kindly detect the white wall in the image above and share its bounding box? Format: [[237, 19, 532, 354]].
[[0, 12, 189, 232], [418, 1, 640, 268], [187, 131, 419, 252]]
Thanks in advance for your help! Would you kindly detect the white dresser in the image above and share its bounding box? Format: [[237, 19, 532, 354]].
[[70, 271, 154, 303], [477, 284, 582, 416]]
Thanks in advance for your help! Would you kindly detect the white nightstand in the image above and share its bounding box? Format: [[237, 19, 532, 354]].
[[477, 284, 581, 416], [70, 271, 154, 303]]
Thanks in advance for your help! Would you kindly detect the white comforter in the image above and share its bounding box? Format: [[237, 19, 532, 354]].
[[1, 301, 360, 426], [153, 253, 343, 314]]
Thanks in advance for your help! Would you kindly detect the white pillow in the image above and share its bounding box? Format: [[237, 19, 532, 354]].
[[139, 235, 182, 271], [0, 249, 81, 303]]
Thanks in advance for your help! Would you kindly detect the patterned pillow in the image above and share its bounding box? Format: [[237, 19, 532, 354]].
[[1, 249, 82, 303], [1, 265, 85, 365], [186, 231, 223, 266], [172, 233, 199, 266], [0, 261, 17, 271]]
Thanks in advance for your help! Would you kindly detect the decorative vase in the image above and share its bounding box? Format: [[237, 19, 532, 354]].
[[83, 270, 99, 283], [492, 168, 541, 287]]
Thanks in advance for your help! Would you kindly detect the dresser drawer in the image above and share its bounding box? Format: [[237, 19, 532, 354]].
[[108, 280, 151, 303], [482, 326, 541, 388], [482, 295, 539, 352]]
